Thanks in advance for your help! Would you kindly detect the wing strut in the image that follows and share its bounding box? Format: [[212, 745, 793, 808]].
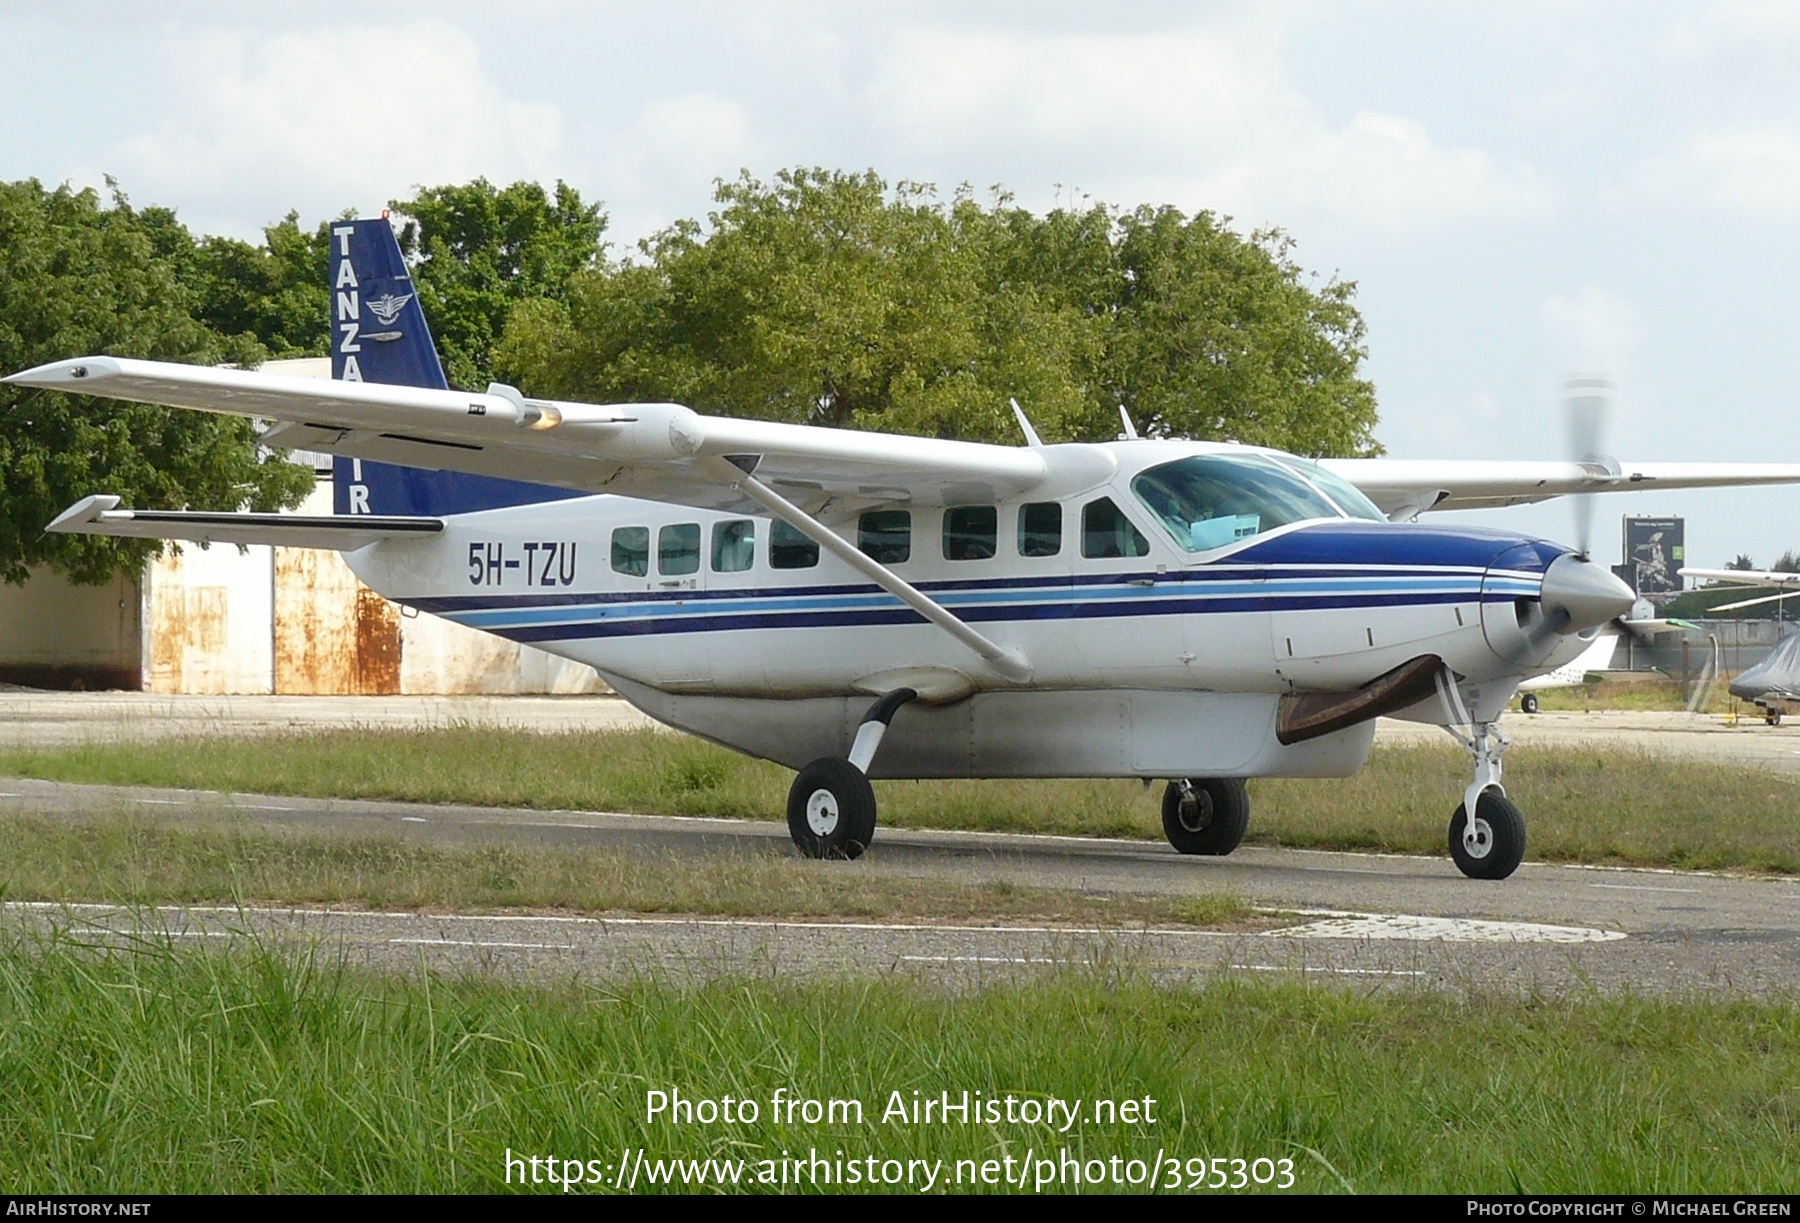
[[699, 458, 1033, 684]]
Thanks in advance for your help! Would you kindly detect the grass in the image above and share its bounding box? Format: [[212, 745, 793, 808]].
[[0, 936, 1793, 1194], [1531, 676, 1737, 713], [4, 726, 1799, 873], [0, 810, 1251, 929]]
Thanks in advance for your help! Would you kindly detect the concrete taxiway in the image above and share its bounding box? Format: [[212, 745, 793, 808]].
[[2, 775, 1795, 995]]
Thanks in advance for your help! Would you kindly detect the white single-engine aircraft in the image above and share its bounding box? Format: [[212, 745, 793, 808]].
[[15, 218, 1800, 880]]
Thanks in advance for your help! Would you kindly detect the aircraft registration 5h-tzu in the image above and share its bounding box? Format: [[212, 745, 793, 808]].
[[15, 218, 1800, 880]]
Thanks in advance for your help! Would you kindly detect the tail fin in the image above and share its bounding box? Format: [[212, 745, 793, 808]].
[[329, 217, 580, 516]]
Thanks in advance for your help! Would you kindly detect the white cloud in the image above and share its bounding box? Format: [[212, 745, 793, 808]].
[[590, 92, 758, 244], [1610, 127, 1800, 219], [1540, 286, 1642, 381], [99, 21, 561, 230], [863, 26, 1556, 238]]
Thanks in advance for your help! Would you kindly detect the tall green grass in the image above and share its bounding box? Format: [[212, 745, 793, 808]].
[[0, 811, 1248, 927], [0, 936, 1793, 1193], [3, 728, 1797, 872]]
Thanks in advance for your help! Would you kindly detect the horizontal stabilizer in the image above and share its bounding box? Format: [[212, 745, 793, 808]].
[[47, 495, 442, 550]]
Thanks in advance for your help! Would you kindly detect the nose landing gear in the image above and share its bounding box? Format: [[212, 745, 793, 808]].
[[1436, 667, 1527, 880]]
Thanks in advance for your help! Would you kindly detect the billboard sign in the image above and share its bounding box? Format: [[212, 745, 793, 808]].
[[1622, 516, 1684, 594]]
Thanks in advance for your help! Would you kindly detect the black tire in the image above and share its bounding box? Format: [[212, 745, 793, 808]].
[[1448, 790, 1526, 880], [1521, 693, 1540, 715], [787, 758, 878, 859], [1161, 778, 1250, 856], [1767, 709, 1783, 727]]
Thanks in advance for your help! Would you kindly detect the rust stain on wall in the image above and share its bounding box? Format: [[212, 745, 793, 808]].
[[274, 547, 403, 694], [354, 586, 401, 694]]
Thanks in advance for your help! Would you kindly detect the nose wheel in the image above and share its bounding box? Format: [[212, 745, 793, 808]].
[[1448, 790, 1526, 880]]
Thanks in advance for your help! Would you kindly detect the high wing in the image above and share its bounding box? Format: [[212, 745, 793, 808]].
[[14, 356, 1800, 521], [1319, 458, 1800, 520], [3, 357, 1046, 519]]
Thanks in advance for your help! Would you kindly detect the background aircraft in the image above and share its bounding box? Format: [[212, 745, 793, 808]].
[[1680, 567, 1800, 723], [17, 219, 1800, 880]]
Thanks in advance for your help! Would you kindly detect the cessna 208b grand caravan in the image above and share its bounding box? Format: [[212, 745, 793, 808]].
[[15, 218, 1800, 880]]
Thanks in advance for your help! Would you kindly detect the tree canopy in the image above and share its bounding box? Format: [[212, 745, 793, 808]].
[[392, 179, 607, 392], [496, 168, 1380, 455], [0, 179, 314, 585]]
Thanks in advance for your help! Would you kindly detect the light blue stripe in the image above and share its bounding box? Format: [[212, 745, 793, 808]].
[[447, 578, 1519, 632]]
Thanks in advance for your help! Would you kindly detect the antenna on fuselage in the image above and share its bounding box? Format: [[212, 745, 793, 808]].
[[1117, 405, 1140, 441], [1009, 398, 1043, 448]]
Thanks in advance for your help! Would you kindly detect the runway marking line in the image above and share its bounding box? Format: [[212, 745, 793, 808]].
[[1591, 883, 1701, 895], [390, 938, 575, 951], [4, 901, 1624, 945]]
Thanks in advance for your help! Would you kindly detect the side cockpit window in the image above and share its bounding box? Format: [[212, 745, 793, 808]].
[[611, 526, 649, 577], [1130, 455, 1342, 553], [1080, 498, 1150, 559]]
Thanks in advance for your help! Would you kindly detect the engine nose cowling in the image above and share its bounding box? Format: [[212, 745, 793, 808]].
[[1480, 544, 1634, 671], [1539, 553, 1636, 635]]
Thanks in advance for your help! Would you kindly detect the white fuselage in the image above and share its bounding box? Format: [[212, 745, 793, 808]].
[[344, 441, 1585, 780]]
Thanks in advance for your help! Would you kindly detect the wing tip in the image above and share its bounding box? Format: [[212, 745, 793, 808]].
[[47, 494, 123, 534], [4, 356, 122, 388]]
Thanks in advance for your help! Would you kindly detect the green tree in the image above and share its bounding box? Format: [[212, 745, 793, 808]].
[[390, 179, 606, 390], [0, 179, 314, 585], [185, 212, 333, 359], [497, 168, 1381, 456]]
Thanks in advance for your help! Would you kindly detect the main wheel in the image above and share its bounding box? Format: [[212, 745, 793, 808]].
[[787, 758, 878, 859], [1766, 708, 1783, 727], [1448, 790, 1526, 880], [1521, 692, 1540, 715], [1161, 778, 1250, 856]]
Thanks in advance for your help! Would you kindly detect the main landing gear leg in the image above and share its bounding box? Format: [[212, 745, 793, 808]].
[[1436, 667, 1526, 880], [787, 688, 918, 860]]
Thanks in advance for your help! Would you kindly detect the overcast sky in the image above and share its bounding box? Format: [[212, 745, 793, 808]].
[[5, 1, 1799, 570]]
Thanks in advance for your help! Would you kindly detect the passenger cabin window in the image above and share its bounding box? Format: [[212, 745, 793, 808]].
[[659, 524, 700, 575], [711, 520, 756, 572], [1130, 455, 1345, 553], [769, 520, 819, 569], [943, 505, 997, 561], [1017, 502, 1062, 558], [611, 526, 649, 577], [859, 510, 911, 564], [1081, 498, 1150, 559]]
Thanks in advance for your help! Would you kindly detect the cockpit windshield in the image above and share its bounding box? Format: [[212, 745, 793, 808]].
[[1130, 454, 1352, 552], [1268, 456, 1387, 523]]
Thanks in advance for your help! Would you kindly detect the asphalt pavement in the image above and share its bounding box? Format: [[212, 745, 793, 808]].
[[2, 775, 1794, 996]]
